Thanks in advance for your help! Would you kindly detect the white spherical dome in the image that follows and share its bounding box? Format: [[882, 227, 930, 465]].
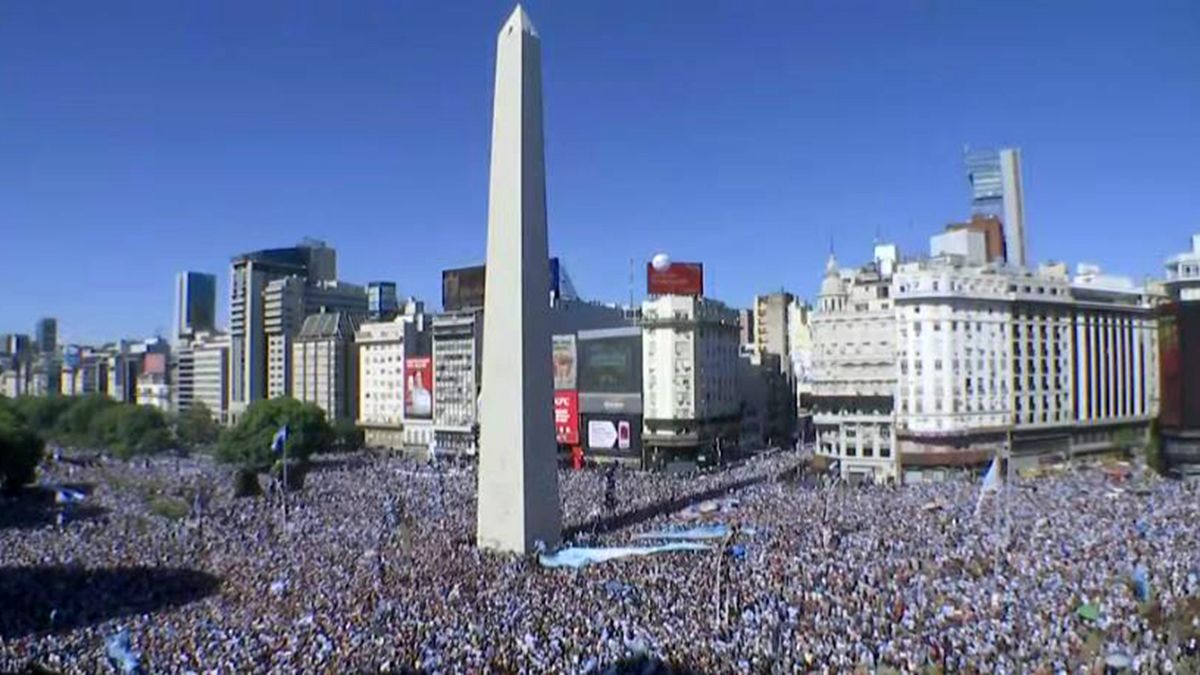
[[651, 253, 671, 271]]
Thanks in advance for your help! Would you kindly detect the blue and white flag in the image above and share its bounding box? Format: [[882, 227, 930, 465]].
[[1132, 564, 1151, 603], [271, 425, 289, 454], [105, 628, 142, 674], [975, 455, 1002, 517], [55, 487, 86, 504]]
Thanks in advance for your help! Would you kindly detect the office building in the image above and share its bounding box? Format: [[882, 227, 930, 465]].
[[357, 305, 430, 450], [229, 240, 335, 415], [367, 281, 400, 321], [36, 318, 57, 355], [293, 312, 361, 422], [261, 276, 367, 401], [574, 326, 644, 467], [946, 214, 1006, 263], [815, 232, 1162, 483], [753, 292, 794, 374], [737, 308, 754, 347], [432, 310, 483, 453], [966, 147, 1027, 267], [192, 332, 231, 424], [641, 294, 741, 467], [136, 352, 171, 411], [1159, 234, 1200, 470], [175, 272, 217, 342], [79, 348, 109, 397], [812, 247, 900, 483]]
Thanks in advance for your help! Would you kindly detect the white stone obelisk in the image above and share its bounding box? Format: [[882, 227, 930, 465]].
[[476, 5, 562, 554]]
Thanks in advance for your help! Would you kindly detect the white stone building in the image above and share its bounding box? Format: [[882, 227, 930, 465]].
[[812, 246, 900, 482], [356, 309, 429, 450], [816, 235, 1162, 483], [641, 294, 741, 466]]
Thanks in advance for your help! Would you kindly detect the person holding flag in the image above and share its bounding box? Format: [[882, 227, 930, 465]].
[[272, 424, 289, 528]]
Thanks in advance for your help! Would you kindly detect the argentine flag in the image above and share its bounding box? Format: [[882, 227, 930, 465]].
[[271, 425, 289, 454], [975, 455, 1002, 517]]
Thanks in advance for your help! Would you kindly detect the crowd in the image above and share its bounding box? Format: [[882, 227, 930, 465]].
[[3, 449, 1199, 673]]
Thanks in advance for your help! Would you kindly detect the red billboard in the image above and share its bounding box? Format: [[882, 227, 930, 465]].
[[647, 262, 704, 296], [404, 356, 434, 419], [554, 390, 579, 445]]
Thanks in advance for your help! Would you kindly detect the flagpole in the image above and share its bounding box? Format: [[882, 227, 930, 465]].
[[281, 439, 288, 532]]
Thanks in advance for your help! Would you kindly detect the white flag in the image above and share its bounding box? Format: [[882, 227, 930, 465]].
[[975, 455, 1002, 516]]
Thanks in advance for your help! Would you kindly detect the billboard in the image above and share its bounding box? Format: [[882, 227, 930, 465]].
[[404, 356, 434, 419], [577, 334, 641, 394], [442, 258, 567, 311], [647, 261, 704, 296], [554, 390, 579, 445], [553, 334, 577, 390], [442, 266, 486, 313], [584, 413, 642, 456]]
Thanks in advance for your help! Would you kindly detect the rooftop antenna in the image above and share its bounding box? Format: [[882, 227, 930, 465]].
[[628, 257, 635, 310]]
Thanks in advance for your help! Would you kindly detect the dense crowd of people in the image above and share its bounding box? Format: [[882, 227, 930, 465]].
[[3, 449, 1199, 673]]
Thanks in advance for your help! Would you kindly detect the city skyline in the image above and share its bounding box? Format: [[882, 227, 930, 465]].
[[3, 1, 1199, 342]]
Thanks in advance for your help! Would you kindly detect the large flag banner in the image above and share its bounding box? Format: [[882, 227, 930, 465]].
[[271, 425, 289, 454], [975, 455, 1001, 516]]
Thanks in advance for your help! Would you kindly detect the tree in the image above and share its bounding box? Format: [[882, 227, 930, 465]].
[[216, 397, 332, 471], [176, 402, 221, 449], [91, 404, 172, 459], [52, 394, 119, 447], [331, 419, 364, 453], [9, 395, 73, 437], [0, 405, 44, 494]]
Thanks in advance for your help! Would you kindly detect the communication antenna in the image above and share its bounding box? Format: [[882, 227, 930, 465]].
[[628, 257, 635, 310]]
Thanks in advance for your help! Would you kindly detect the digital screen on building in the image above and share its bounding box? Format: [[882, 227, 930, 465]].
[[577, 335, 641, 394], [405, 356, 434, 420], [583, 413, 641, 456], [442, 266, 486, 312], [442, 258, 565, 312], [552, 334, 577, 390]]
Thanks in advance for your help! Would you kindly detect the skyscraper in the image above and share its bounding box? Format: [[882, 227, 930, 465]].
[[175, 272, 217, 342], [228, 240, 336, 412], [367, 281, 399, 321], [476, 5, 563, 553], [966, 147, 1027, 268], [36, 317, 57, 354]]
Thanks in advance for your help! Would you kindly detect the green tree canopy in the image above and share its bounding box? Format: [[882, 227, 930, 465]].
[[0, 403, 44, 493], [331, 419, 364, 454], [176, 401, 221, 449], [52, 394, 119, 447], [91, 404, 173, 459], [216, 397, 332, 471]]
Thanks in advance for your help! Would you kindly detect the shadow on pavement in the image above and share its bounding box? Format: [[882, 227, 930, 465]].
[[0, 565, 221, 639]]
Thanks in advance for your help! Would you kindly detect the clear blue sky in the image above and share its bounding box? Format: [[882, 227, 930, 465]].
[[2, 1, 1198, 344]]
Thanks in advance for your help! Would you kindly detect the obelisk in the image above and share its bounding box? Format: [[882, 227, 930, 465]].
[[476, 5, 562, 553]]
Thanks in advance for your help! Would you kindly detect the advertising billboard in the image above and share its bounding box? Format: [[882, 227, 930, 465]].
[[442, 258, 567, 311], [584, 413, 642, 457], [646, 261, 704, 297], [552, 334, 577, 390], [554, 390, 579, 445], [442, 266, 486, 313], [404, 356, 434, 419], [577, 333, 641, 394]]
